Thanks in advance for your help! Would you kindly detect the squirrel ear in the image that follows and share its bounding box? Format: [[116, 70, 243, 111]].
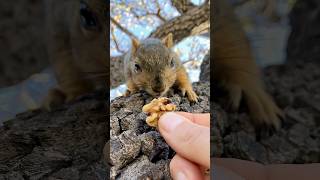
[[131, 38, 140, 54], [162, 33, 173, 48]]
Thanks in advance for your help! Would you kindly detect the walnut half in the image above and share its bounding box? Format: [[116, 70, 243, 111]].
[[142, 97, 176, 127]]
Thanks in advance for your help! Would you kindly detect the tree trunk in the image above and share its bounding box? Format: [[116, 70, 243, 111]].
[[108, 82, 210, 179], [150, 3, 210, 43], [0, 91, 108, 179], [212, 61, 320, 163]]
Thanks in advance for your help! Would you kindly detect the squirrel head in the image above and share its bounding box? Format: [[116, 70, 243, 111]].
[[129, 33, 180, 97], [69, 0, 108, 87]]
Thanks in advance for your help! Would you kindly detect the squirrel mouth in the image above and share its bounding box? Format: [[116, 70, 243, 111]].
[[149, 88, 167, 97], [153, 92, 162, 97], [150, 91, 164, 97], [154, 90, 167, 97]]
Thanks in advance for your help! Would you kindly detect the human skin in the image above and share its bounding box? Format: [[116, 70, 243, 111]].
[[214, 158, 320, 180], [158, 112, 320, 180], [158, 112, 210, 180]]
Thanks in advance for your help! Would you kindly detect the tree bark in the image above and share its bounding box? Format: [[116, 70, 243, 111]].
[[171, 0, 196, 14], [109, 82, 210, 179], [150, 3, 210, 43], [212, 61, 320, 164], [0, 91, 108, 179]]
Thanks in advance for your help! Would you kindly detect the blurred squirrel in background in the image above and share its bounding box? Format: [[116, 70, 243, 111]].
[[42, 0, 107, 110], [213, 0, 283, 129]]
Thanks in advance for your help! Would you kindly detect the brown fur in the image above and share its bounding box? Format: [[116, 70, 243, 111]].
[[124, 34, 198, 102], [43, 0, 107, 110], [213, 0, 283, 128]]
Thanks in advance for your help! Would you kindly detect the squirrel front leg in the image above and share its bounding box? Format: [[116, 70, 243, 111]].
[[42, 51, 92, 111], [124, 78, 139, 96], [213, 0, 283, 128], [176, 67, 198, 102], [43, 11, 93, 110]]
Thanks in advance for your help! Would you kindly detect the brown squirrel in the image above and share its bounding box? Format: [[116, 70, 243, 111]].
[[123, 33, 198, 102], [42, 0, 107, 110], [213, 0, 283, 128]]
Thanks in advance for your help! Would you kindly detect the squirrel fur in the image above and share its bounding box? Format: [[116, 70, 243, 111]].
[[123, 34, 198, 102], [213, 0, 283, 128], [42, 0, 107, 110]]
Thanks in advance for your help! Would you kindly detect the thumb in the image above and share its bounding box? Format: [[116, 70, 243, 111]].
[[158, 112, 210, 168]]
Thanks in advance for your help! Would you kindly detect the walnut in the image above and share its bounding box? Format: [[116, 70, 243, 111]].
[[142, 97, 176, 127]]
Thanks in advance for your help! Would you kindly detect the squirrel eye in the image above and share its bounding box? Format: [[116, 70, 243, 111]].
[[170, 59, 175, 68], [134, 64, 141, 73], [80, 2, 99, 30]]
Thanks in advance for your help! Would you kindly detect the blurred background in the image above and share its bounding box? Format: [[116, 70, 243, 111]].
[[0, 0, 304, 123], [0, 0, 56, 123]]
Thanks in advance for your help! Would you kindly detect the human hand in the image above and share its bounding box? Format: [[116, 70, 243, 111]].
[[158, 112, 210, 180], [213, 158, 320, 180], [158, 112, 320, 180]]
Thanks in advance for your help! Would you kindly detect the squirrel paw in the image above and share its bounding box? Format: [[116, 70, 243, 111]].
[[181, 88, 198, 102], [42, 88, 66, 111], [226, 83, 283, 129], [124, 90, 131, 97]]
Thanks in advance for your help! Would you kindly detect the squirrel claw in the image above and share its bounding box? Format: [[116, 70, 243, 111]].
[[186, 89, 198, 103], [226, 82, 282, 130], [124, 90, 131, 97], [180, 89, 186, 97]]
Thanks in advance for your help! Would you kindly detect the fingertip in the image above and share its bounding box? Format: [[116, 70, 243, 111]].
[[170, 154, 204, 180], [158, 112, 184, 133]]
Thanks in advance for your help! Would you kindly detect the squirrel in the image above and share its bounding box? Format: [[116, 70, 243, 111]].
[[213, 0, 283, 129], [123, 33, 198, 102], [42, 0, 107, 110]]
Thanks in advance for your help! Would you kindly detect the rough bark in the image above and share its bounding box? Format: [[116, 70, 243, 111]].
[[0, 91, 108, 179], [108, 82, 210, 179], [200, 52, 210, 82], [212, 61, 320, 164], [150, 3, 210, 43], [171, 0, 196, 14], [287, 0, 320, 63]]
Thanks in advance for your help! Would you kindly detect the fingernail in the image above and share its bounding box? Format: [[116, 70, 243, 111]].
[[160, 112, 183, 133], [175, 171, 187, 180]]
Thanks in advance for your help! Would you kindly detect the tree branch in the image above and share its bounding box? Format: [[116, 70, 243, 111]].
[[150, 3, 210, 43], [111, 26, 126, 54], [171, 0, 196, 14], [131, 8, 166, 23], [110, 17, 138, 40], [154, 0, 167, 22]]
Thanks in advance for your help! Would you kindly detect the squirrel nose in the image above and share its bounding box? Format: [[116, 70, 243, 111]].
[[152, 86, 164, 93]]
